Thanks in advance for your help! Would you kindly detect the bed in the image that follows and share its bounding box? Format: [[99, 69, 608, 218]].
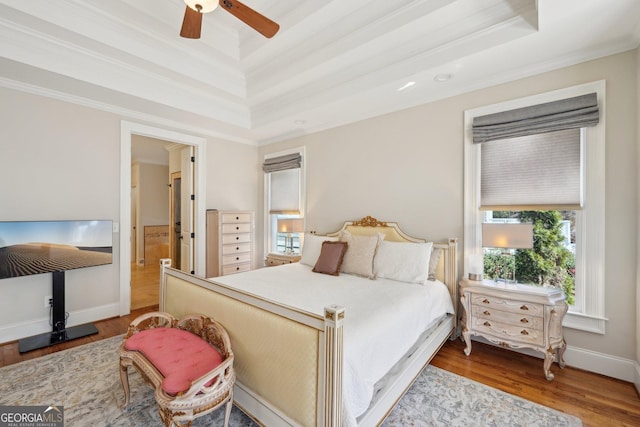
[[159, 216, 458, 426]]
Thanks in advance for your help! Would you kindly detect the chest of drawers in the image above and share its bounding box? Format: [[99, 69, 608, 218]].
[[460, 279, 568, 380], [206, 210, 254, 277]]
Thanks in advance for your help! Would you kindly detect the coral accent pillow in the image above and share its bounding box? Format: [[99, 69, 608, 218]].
[[312, 241, 348, 276], [124, 327, 223, 395]]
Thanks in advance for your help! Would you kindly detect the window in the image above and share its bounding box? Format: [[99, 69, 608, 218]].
[[482, 210, 577, 306], [464, 81, 606, 333], [263, 148, 305, 255]]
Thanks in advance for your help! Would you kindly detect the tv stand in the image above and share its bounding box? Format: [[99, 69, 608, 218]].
[[18, 271, 98, 353]]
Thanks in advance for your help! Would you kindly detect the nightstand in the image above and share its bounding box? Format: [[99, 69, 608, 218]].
[[265, 253, 301, 267], [460, 278, 568, 380]]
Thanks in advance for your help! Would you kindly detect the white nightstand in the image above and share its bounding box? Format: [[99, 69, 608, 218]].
[[265, 253, 301, 267], [460, 278, 568, 380]]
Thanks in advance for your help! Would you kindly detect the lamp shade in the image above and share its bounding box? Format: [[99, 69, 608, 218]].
[[482, 223, 533, 249], [277, 218, 304, 233]]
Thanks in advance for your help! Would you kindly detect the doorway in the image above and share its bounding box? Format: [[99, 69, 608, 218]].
[[120, 121, 207, 316]]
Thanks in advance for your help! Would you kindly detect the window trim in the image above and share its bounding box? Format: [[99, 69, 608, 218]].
[[463, 81, 607, 333], [263, 147, 306, 256]]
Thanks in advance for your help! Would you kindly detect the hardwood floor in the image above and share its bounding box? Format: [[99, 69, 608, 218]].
[[432, 339, 640, 427], [2, 303, 639, 425], [130, 262, 160, 310]]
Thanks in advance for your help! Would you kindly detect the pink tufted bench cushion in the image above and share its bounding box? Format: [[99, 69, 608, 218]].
[[124, 327, 223, 395]]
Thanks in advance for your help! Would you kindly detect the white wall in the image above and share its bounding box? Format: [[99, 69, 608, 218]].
[[204, 137, 259, 212], [0, 86, 258, 343], [259, 49, 639, 378], [0, 87, 121, 340]]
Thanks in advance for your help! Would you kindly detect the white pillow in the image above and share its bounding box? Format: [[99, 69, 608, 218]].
[[300, 234, 339, 266], [339, 231, 384, 279], [374, 241, 433, 284]]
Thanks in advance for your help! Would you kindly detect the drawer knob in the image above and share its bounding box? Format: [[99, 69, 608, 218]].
[[482, 298, 490, 304], [483, 321, 491, 327], [236, 226, 239, 230], [236, 216, 239, 220], [236, 267, 240, 271], [236, 236, 239, 240], [520, 304, 529, 311], [236, 247, 239, 250], [520, 330, 529, 335], [236, 257, 240, 261], [520, 318, 529, 323], [483, 310, 491, 316]]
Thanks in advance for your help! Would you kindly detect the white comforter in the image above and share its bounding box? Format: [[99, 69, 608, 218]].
[[212, 263, 454, 425]]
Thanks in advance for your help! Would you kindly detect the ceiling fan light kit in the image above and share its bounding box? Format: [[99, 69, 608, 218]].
[[180, 0, 280, 40], [184, 0, 219, 13]]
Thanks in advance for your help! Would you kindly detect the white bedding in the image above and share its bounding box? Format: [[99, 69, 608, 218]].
[[210, 263, 454, 425]]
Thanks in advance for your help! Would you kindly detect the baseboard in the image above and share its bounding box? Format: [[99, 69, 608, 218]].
[[471, 336, 636, 383], [564, 343, 636, 382], [0, 303, 120, 344]]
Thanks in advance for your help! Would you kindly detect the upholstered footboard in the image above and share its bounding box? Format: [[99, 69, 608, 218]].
[[159, 259, 344, 427], [158, 225, 458, 427]]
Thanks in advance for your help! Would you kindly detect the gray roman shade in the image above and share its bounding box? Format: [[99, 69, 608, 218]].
[[481, 128, 582, 210], [264, 152, 302, 214], [472, 93, 599, 144], [262, 153, 302, 173]]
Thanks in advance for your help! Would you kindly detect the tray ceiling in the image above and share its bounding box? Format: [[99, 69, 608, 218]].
[[1, 0, 639, 145]]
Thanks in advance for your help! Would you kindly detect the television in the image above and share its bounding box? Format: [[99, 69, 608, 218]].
[[0, 220, 112, 280], [0, 220, 113, 353]]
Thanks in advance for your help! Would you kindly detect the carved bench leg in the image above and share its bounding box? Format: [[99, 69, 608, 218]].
[[223, 389, 233, 427], [119, 360, 131, 408]]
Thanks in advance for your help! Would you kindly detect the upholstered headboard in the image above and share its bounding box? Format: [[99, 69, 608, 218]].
[[325, 216, 458, 310]]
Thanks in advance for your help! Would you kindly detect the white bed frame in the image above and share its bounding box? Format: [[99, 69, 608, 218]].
[[159, 216, 458, 427]]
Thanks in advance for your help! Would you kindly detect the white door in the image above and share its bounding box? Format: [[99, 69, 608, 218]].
[[130, 186, 137, 263], [180, 146, 195, 273]]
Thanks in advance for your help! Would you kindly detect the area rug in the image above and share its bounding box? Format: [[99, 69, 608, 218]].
[[0, 336, 581, 426]]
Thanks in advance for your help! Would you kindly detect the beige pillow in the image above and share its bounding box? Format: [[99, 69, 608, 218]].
[[339, 231, 383, 279], [312, 241, 348, 276]]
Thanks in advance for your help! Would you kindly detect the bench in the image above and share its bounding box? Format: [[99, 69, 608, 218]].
[[118, 312, 235, 427]]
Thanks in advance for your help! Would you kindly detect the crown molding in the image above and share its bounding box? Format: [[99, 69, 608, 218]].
[[0, 76, 256, 146]]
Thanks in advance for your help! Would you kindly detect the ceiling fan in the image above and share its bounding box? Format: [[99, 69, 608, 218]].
[[180, 0, 280, 39]]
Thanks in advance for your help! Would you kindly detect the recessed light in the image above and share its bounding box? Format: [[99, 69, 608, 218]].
[[434, 73, 453, 82], [397, 81, 416, 91]]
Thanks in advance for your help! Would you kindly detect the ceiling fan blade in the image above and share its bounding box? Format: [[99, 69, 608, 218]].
[[220, 0, 280, 38], [180, 5, 203, 39]]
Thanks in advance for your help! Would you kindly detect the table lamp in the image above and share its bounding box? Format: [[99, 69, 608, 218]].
[[277, 218, 304, 254], [482, 222, 533, 283]]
